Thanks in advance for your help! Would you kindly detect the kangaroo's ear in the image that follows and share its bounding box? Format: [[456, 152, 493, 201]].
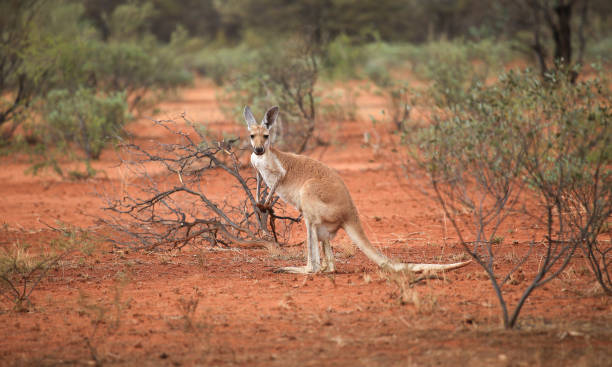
[[244, 106, 257, 128], [262, 106, 279, 129]]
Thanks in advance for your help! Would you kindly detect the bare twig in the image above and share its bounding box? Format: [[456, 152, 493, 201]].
[[98, 117, 300, 252]]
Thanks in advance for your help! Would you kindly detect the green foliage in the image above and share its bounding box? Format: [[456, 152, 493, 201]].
[[361, 42, 420, 76], [586, 36, 612, 65], [0, 0, 46, 136], [105, 1, 157, 41], [324, 38, 514, 86], [45, 88, 127, 159], [192, 44, 258, 85], [412, 67, 611, 327], [96, 39, 192, 108], [321, 34, 364, 80], [222, 37, 319, 153], [415, 40, 511, 107], [361, 40, 513, 132], [0, 0, 193, 173]]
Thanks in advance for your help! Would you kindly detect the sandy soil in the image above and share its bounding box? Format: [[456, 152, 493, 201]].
[[0, 79, 610, 366]]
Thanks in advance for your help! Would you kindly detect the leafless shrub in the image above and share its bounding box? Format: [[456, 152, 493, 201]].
[[0, 242, 70, 311], [100, 117, 300, 252], [583, 239, 612, 296], [0, 223, 86, 311]]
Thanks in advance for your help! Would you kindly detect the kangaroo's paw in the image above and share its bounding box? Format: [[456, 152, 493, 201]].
[[274, 266, 319, 274], [256, 203, 273, 213], [320, 263, 336, 273]]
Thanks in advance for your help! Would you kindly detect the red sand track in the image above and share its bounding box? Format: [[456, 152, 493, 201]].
[[0, 79, 610, 366]]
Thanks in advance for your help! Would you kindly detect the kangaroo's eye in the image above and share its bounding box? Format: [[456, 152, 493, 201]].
[[263, 135, 269, 139], [250, 134, 255, 139]]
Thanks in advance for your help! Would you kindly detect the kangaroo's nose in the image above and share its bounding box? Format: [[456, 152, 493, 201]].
[[254, 147, 264, 155]]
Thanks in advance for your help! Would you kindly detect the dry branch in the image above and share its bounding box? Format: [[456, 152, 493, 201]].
[[99, 117, 300, 252]]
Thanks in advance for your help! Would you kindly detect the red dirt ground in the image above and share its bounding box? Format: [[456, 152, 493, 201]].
[[1, 79, 611, 366]]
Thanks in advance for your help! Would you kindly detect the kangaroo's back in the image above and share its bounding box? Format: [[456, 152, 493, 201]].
[[271, 147, 357, 219]]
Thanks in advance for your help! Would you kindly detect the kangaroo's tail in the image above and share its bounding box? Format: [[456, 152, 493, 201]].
[[343, 219, 471, 273]]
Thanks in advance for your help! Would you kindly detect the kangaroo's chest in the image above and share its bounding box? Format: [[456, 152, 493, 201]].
[[251, 153, 300, 207], [251, 153, 286, 188]]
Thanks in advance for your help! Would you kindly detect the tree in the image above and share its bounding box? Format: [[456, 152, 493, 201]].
[[0, 0, 45, 139], [521, 0, 590, 80]]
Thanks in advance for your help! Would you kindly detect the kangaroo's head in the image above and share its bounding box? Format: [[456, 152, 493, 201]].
[[244, 106, 279, 156]]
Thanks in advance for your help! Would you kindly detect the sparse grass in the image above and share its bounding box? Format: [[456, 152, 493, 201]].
[[0, 223, 102, 311], [157, 251, 179, 266], [0, 241, 71, 311], [448, 252, 471, 263], [378, 266, 444, 314], [78, 277, 132, 366], [176, 287, 208, 333]]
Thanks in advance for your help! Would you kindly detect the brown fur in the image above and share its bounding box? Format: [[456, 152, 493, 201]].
[[245, 106, 470, 274]]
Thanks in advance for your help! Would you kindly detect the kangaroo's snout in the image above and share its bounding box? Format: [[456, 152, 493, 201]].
[[254, 147, 265, 155]]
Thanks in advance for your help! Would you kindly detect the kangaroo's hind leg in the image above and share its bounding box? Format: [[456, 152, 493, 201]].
[[305, 220, 321, 272], [321, 239, 336, 273], [275, 218, 321, 274]]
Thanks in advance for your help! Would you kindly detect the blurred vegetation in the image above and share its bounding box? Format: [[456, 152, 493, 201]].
[[1, 0, 611, 170], [0, 0, 192, 174]]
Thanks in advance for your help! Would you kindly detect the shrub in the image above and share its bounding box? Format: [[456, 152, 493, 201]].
[[0, 241, 71, 311], [90, 2, 193, 110], [586, 36, 612, 65], [97, 39, 192, 110], [36, 88, 128, 167], [411, 67, 611, 328], [321, 34, 364, 80], [3, 1, 194, 176], [3, 1, 192, 151], [0, 0, 48, 140], [192, 44, 258, 86]]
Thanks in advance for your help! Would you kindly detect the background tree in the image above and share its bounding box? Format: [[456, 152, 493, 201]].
[[521, 0, 590, 80], [0, 0, 45, 140]]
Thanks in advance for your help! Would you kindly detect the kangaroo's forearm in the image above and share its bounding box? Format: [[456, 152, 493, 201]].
[[256, 172, 262, 203], [264, 180, 279, 205]]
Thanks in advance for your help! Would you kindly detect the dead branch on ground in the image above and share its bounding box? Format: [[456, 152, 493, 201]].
[[99, 117, 300, 252]]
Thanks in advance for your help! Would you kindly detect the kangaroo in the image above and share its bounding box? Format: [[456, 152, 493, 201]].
[[245, 105, 470, 274]]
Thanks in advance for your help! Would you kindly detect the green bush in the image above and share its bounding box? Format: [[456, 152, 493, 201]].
[[586, 36, 612, 65], [3, 1, 192, 140], [86, 2, 193, 109], [411, 67, 611, 327], [321, 34, 364, 80], [1, 0, 194, 174], [40, 88, 128, 161], [97, 40, 192, 108], [413, 40, 513, 107], [192, 44, 258, 85], [0, 0, 51, 138]]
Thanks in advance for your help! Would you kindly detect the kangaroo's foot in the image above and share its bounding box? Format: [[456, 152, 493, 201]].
[[320, 261, 336, 273], [274, 265, 320, 274]]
